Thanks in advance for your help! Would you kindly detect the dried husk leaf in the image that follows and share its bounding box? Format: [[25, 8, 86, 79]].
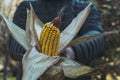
[[22, 47, 60, 80], [63, 66, 93, 78], [30, 4, 43, 40], [34, 12, 43, 40], [29, 4, 41, 51], [68, 30, 120, 47], [60, 57, 93, 78], [59, 3, 92, 52], [26, 9, 33, 48], [41, 66, 64, 80], [40, 57, 93, 79], [60, 57, 80, 66], [0, 12, 29, 50]]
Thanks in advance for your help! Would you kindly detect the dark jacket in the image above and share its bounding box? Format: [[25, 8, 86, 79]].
[[9, 0, 105, 80]]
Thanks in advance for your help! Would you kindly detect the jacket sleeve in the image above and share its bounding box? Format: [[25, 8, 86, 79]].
[[72, 1, 106, 64], [8, 1, 29, 61]]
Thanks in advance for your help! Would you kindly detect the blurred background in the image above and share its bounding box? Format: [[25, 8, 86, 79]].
[[0, 0, 120, 80]]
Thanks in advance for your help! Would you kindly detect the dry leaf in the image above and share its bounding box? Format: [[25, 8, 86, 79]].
[[68, 30, 120, 47], [63, 66, 93, 78], [41, 66, 64, 80], [0, 12, 29, 50], [22, 47, 60, 80], [59, 3, 92, 52]]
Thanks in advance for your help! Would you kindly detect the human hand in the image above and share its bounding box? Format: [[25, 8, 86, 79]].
[[58, 47, 75, 59]]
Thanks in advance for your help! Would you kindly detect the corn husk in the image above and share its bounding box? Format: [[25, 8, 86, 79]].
[[59, 3, 92, 52], [0, 12, 29, 50], [68, 30, 120, 47], [22, 47, 60, 80], [41, 66, 64, 80]]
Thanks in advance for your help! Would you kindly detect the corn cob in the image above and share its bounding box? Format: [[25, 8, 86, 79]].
[[40, 22, 60, 56]]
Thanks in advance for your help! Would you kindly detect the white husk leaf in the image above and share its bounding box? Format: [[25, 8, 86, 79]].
[[30, 4, 43, 40], [59, 3, 92, 52], [60, 57, 80, 66], [68, 30, 120, 47], [0, 12, 29, 50], [22, 47, 60, 80], [34, 18, 42, 40], [60, 57, 93, 78], [63, 66, 93, 78], [26, 9, 33, 48], [29, 5, 41, 50]]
